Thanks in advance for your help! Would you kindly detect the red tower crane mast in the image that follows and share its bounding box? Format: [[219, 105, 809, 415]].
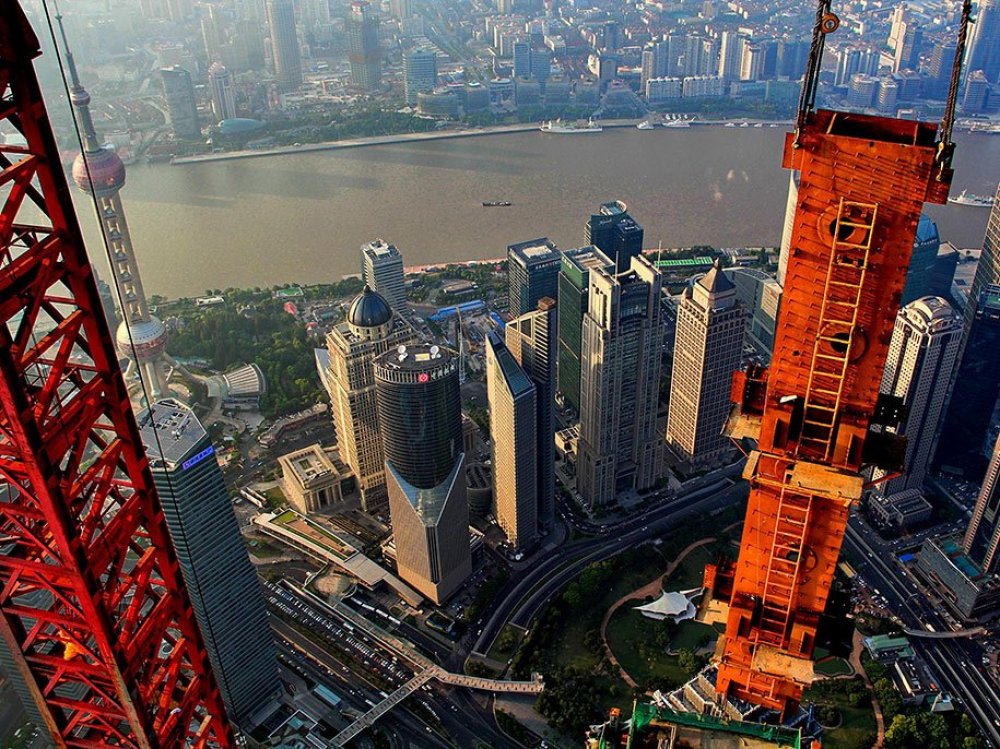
[[708, 0, 972, 717], [0, 7, 234, 748]]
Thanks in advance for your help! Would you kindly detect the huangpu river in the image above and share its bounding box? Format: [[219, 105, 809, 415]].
[[76, 126, 999, 298]]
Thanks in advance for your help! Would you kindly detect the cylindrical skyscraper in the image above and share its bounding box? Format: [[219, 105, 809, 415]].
[[374, 344, 470, 604], [59, 16, 170, 398]]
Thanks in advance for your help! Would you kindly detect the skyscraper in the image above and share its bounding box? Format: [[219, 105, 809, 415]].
[[267, 0, 303, 91], [508, 238, 560, 316], [936, 285, 1000, 480], [777, 171, 799, 286], [871, 297, 962, 497], [208, 62, 237, 122], [506, 298, 557, 533], [374, 344, 471, 604], [557, 246, 615, 413], [361, 239, 407, 316], [585, 200, 644, 273], [486, 331, 538, 549], [348, 0, 382, 92], [967, 0, 1000, 83], [900, 214, 941, 304], [325, 288, 418, 513], [724, 267, 782, 360], [404, 47, 437, 104], [966, 434, 1000, 574], [892, 22, 923, 72], [665, 260, 744, 466], [160, 65, 200, 140], [959, 183, 1000, 331], [60, 18, 171, 398], [577, 256, 666, 507], [137, 399, 278, 727], [718, 31, 745, 81]]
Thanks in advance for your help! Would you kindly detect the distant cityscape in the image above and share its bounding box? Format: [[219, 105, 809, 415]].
[[3, 2, 1000, 749], [30, 0, 1000, 162]]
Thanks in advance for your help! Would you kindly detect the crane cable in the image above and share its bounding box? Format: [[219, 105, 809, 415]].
[[937, 0, 974, 181]]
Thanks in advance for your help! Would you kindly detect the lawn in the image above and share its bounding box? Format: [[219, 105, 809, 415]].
[[814, 657, 854, 677], [802, 677, 878, 749], [488, 623, 526, 663], [604, 545, 719, 691]]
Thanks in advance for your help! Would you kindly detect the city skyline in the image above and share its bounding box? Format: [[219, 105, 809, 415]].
[[3, 1, 1000, 748]]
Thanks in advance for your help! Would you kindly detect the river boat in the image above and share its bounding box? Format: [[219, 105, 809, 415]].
[[637, 120, 655, 130], [482, 201, 513, 207], [663, 118, 692, 128], [948, 190, 996, 207], [540, 118, 603, 133]]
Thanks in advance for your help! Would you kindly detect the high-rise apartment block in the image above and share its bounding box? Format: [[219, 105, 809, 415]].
[[137, 399, 278, 727], [506, 298, 557, 533], [872, 297, 962, 498], [266, 0, 302, 91], [578, 256, 666, 507], [557, 246, 615, 413], [208, 62, 237, 122], [325, 288, 417, 513], [374, 344, 471, 604], [508, 238, 560, 316], [486, 331, 538, 549], [404, 47, 437, 104], [665, 260, 744, 466], [348, 0, 382, 91], [361, 239, 407, 316], [160, 65, 200, 140], [585, 200, 644, 273]]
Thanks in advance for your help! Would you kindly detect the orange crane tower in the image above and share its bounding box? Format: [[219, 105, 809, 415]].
[[708, 0, 971, 716]]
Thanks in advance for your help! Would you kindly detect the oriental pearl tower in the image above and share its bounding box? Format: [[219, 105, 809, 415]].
[[58, 14, 170, 398]]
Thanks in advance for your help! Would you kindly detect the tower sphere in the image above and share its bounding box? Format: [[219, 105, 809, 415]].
[[72, 146, 125, 195]]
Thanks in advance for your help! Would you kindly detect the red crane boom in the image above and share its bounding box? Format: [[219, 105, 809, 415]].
[[0, 7, 234, 748]]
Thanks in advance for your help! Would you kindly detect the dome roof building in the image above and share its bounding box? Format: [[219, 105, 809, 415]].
[[347, 286, 394, 337]]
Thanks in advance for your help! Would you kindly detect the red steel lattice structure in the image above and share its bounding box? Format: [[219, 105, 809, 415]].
[[708, 0, 964, 714], [0, 7, 234, 748]]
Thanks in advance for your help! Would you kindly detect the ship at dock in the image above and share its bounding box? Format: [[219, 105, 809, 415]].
[[948, 189, 996, 207], [540, 118, 603, 133]]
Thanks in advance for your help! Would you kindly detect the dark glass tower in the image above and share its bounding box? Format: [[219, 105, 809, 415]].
[[374, 345, 470, 603], [266, 0, 303, 91], [586, 200, 645, 273], [557, 246, 615, 413], [900, 214, 940, 305], [936, 285, 1000, 480], [508, 238, 560, 316], [137, 399, 278, 728]]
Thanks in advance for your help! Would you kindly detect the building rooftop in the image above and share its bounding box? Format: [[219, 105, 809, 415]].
[[361, 238, 401, 260], [379, 342, 455, 373], [487, 332, 534, 397], [222, 362, 266, 396], [137, 398, 208, 469], [562, 245, 614, 275], [508, 238, 559, 266], [279, 444, 346, 489]]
